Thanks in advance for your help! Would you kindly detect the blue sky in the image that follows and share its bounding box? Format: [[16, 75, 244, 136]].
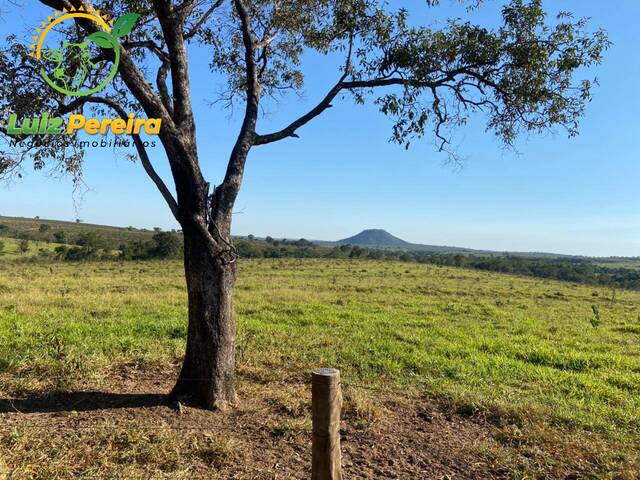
[[1, 1, 638, 257]]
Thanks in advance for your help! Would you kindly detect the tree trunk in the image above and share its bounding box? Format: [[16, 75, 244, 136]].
[[171, 226, 238, 410]]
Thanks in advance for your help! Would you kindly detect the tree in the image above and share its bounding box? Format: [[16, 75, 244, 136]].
[[0, 240, 4, 254], [53, 231, 67, 244], [151, 231, 182, 258], [19, 239, 29, 254], [120, 240, 152, 260], [39, 224, 51, 234], [74, 231, 104, 257], [0, 0, 608, 409]]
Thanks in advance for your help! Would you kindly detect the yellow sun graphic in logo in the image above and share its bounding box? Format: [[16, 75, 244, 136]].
[[29, 5, 139, 97]]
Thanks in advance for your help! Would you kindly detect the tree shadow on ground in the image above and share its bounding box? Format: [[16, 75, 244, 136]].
[[0, 391, 169, 414]]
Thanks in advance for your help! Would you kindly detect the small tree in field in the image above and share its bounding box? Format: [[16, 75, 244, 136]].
[[19, 239, 29, 254], [0, 0, 608, 409], [53, 231, 67, 244], [151, 231, 182, 258]]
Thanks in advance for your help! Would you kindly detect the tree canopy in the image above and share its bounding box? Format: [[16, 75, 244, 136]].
[[0, 0, 608, 180]]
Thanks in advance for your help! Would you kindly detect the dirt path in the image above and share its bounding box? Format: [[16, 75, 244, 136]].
[[0, 369, 636, 479]]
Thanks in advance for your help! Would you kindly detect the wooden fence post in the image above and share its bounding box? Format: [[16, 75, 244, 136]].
[[312, 368, 342, 480]]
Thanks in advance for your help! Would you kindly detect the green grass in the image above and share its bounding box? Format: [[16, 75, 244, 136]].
[[0, 237, 62, 258], [595, 259, 640, 270], [0, 259, 639, 443]]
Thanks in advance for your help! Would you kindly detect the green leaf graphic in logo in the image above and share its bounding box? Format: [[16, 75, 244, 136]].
[[87, 32, 116, 49], [112, 13, 141, 38], [37, 11, 140, 97]]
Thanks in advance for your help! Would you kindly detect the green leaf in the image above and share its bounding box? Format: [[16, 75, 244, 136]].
[[87, 31, 115, 49], [112, 13, 140, 38]]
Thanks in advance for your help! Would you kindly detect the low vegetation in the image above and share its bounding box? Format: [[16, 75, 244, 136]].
[[0, 216, 182, 261], [2, 215, 639, 291], [0, 259, 638, 477]]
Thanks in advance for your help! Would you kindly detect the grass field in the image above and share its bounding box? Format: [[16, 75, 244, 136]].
[[0, 237, 62, 259], [0, 259, 639, 478]]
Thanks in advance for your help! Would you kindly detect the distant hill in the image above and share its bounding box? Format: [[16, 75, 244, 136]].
[[331, 229, 478, 254], [330, 229, 585, 257], [337, 229, 413, 248]]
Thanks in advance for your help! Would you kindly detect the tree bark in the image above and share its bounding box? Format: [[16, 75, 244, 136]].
[[170, 224, 238, 409]]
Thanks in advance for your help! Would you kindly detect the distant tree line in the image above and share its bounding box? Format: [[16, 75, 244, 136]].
[[0, 222, 182, 261], [410, 253, 640, 290], [235, 240, 640, 290], [2, 222, 638, 290], [51, 232, 183, 261], [118, 232, 183, 260]]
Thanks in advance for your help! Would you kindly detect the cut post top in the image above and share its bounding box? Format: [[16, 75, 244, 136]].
[[313, 368, 340, 377]]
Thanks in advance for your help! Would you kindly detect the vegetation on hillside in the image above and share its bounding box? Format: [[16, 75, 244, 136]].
[[0, 216, 160, 245], [0, 217, 182, 261], [235, 240, 640, 292], [1, 216, 639, 290]]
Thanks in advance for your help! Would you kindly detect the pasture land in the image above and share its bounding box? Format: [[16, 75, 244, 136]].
[[0, 237, 62, 259], [0, 259, 638, 478]]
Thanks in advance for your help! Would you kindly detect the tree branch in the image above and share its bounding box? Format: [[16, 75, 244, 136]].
[[254, 77, 344, 146], [118, 40, 173, 115], [60, 96, 180, 222], [254, 36, 355, 146], [156, 59, 174, 116], [152, 0, 195, 132], [184, 0, 224, 40], [254, 68, 494, 146], [131, 134, 180, 223], [212, 0, 259, 230], [124, 40, 169, 61]]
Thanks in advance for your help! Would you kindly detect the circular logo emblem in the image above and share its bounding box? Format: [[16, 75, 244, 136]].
[[29, 6, 139, 97]]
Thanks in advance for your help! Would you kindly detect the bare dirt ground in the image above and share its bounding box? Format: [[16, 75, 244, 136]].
[[0, 367, 637, 479]]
